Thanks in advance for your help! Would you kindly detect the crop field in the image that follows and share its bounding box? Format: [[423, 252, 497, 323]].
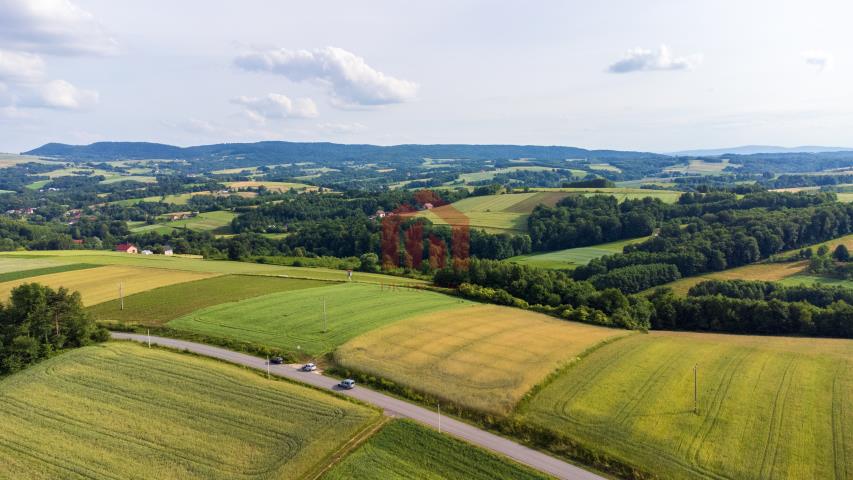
[[336, 304, 626, 414], [110, 192, 205, 206], [0, 154, 56, 167], [167, 283, 469, 356], [90, 275, 328, 326], [508, 236, 651, 270], [407, 192, 561, 233], [0, 257, 68, 274], [588, 163, 622, 173], [0, 265, 216, 306], [520, 331, 853, 480], [837, 193, 853, 203], [322, 419, 549, 480], [226, 181, 319, 192], [0, 342, 379, 480], [0, 251, 427, 285], [531, 187, 683, 203]]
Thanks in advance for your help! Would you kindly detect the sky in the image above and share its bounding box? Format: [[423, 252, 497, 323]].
[[0, 0, 852, 153]]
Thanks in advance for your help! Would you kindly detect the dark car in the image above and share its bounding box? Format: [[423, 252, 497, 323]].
[[270, 356, 284, 365]]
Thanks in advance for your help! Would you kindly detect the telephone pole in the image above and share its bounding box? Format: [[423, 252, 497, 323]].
[[437, 402, 441, 433], [323, 297, 327, 333], [119, 282, 124, 311], [693, 364, 699, 415]]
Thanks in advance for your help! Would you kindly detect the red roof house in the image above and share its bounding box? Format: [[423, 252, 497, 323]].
[[115, 243, 138, 254]]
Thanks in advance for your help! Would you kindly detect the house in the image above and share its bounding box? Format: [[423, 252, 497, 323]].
[[71, 239, 84, 245], [423, 203, 434, 210], [141, 250, 153, 255], [375, 209, 386, 218], [163, 247, 174, 256], [115, 243, 138, 254]]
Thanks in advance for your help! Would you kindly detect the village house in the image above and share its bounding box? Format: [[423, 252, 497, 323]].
[[115, 243, 138, 254]]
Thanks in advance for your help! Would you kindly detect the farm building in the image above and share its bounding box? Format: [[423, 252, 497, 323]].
[[115, 243, 138, 254], [164, 247, 174, 256]]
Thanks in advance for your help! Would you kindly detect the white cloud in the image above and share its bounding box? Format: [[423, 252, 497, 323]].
[[231, 93, 318, 122], [0, 49, 45, 83], [608, 45, 700, 73], [20, 79, 98, 110], [804, 50, 833, 72], [0, 0, 118, 56], [234, 46, 418, 107]]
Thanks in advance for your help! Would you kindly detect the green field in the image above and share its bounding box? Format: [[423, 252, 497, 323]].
[[779, 273, 853, 289], [408, 192, 569, 233], [130, 210, 236, 234], [0, 342, 380, 480], [453, 166, 582, 184], [530, 187, 683, 204], [89, 275, 328, 325], [663, 159, 738, 174], [323, 419, 549, 480], [0, 251, 426, 285], [167, 283, 469, 356], [0, 263, 99, 283], [110, 192, 202, 206], [25, 180, 50, 190], [508, 236, 650, 270], [520, 331, 853, 479]]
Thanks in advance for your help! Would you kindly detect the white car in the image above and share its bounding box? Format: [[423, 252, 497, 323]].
[[339, 379, 356, 389], [302, 363, 317, 372]]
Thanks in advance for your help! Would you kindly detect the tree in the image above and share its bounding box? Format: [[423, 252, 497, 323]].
[[817, 244, 830, 257], [833, 244, 850, 262], [359, 253, 380, 272]]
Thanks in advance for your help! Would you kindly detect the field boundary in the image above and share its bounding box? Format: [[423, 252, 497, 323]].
[[302, 416, 391, 480]]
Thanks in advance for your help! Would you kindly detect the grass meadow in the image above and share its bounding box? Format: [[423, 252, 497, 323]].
[[0, 265, 216, 306], [520, 331, 853, 480], [322, 419, 549, 480], [225, 181, 319, 192], [335, 304, 626, 414], [507, 236, 650, 270], [167, 283, 470, 356], [0, 342, 380, 480], [89, 275, 328, 326], [129, 210, 236, 234]]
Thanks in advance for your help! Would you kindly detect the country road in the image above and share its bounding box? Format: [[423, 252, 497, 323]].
[[111, 332, 606, 480]]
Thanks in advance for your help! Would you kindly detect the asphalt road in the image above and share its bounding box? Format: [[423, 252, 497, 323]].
[[111, 332, 605, 480]]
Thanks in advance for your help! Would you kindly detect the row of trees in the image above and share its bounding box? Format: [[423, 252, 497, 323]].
[[688, 279, 853, 308], [0, 284, 107, 374]]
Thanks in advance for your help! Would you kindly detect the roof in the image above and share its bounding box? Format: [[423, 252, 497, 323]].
[[115, 243, 136, 251]]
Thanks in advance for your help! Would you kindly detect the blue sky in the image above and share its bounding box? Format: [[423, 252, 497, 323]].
[[0, 0, 851, 153]]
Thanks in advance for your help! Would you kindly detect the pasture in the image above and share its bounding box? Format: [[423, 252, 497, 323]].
[[454, 166, 583, 184], [779, 274, 853, 289], [0, 342, 379, 480], [659, 261, 809, 296], [335, 304, 626, 414], [530, 187, 682, 204], [0, 263, 98, 283], [167, 283, 469, 356], [508, 236, 650, 270], [130, 210, 236, 234], [0, 265, 216, 306], [520, 331, 853, 480], [663, 158, 737, 174], [89, 275, 328, 326], [0, 251, 426, 285], [322, 419, 549, 480]]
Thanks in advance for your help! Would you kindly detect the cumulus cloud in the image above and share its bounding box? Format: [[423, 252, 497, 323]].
[[19, 79, 98, 110], [0, 50, 45, 83], [234, 46, 418, 107], [231, 93, 318, 122], [0, 0, 118, 56], [608, 45, 700, 73], [804, 50, 833, 72]]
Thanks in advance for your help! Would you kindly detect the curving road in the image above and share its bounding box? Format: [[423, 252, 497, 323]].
[[111, 332, 605, 480]]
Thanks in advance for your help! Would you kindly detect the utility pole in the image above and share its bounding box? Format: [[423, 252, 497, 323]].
[[323, 297, 327, 333], [119, 282, 124, 311], [438, 402, 441, 433], [147, 329, 151, 348], [694, 364, 699, 415], [267, 358, 270, 379]]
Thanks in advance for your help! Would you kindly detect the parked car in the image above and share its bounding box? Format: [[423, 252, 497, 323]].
[[302, 363, 317, 372], [339, 379, 356, 389], [270, 356, 284, 365]]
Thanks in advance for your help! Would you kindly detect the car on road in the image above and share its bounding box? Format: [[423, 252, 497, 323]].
[[302, 363, 317, 372], [270, 356, 284, 365], [339, 379, 356, 389]]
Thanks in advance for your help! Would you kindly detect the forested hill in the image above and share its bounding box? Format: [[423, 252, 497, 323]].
[[24, 141, 666, 165]]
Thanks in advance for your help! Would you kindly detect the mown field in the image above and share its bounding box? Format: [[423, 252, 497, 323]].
[[322, 419, 549, 480], [520, 331, 853, 480], [336, 304, 625, 414], [530, 187, 682, 204], [508, 236, 650, 270], [130, 210, 236, 234], [0, 251, 426, 285], [0, 263, 98, 283], [225, 181, 319, 192], [167, 283, 469, 356], [0, 342, 380, 480], [663, 158, 737, 174], [0, 265, 216, 306], [89, 275, 328, 326], [779, 274, 853, 289]]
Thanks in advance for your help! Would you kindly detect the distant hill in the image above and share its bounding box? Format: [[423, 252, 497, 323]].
[[24, 141, 666, 165], [671, 145, 853, 157]]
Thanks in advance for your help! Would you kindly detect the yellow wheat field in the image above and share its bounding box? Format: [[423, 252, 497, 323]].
[[0, 265, 217, 306], [336, 304, 627, 414]]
